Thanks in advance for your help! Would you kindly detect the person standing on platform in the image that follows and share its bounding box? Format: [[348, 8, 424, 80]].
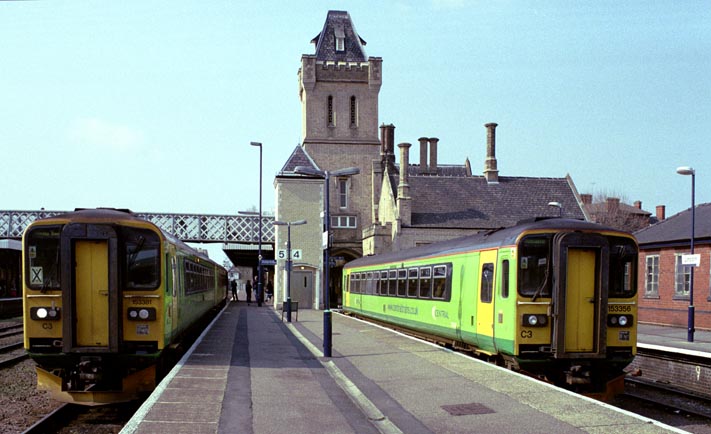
[[230, 279, 238, 301], [265, 280, 273, 302], [245, 279, 252, 305]]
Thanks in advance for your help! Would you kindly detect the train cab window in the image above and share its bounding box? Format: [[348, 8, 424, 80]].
[[480, 263, 494, 303], [388, 270, 397, 295], [397, 269, 407, 297], [124, 228, 160, 290], [609, 238, 637, 297], [432, 265, 447, 299], [380, 271, 388, 295], [419, 267, 432, 298], [407, 268, 418, 297], [518, 235, 552, 298], [25, 226, 62, 290], [500, 260, 510, 298]]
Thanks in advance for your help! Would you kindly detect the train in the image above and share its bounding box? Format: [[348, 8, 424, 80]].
[[342, 218, 638, 397], [22, 208, 228, 405]]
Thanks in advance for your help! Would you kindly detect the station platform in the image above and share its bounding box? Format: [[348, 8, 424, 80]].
[[121, 303, 686, 434], [638, 322, 711, 357]]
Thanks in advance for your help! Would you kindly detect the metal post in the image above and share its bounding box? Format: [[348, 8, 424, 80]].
[[286, 223, 292, 322], [251, 142, 263, 307], [323, 171, 332, 357], [689, 171, 696, 342]]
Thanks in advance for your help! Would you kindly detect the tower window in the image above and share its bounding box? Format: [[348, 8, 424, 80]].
[[350, 96, 357, 127], [335, 26, 345, 52], [327, 95, 334, 126], [338, 178, 348, 208]]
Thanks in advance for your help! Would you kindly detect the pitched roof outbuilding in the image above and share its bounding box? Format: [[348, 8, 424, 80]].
[[635, 202, 711, 246]]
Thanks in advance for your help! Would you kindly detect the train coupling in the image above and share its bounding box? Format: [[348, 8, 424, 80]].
[[565, 364, 592, 385]]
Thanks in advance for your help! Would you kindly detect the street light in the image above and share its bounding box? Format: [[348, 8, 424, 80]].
[[251, 141, 263, 307], [294, 165, 360, 357], [547, 201, 562, 217], [274, 219, 307, 322], [676, 166, 696, 342]]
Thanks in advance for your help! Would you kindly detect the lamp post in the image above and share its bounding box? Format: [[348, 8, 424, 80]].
[[676, 166, 696, 342], [547, 201, 563, 217], [294, 165, 360, 357], [274, 219, 307, 322], [251, 141, 263, 307]]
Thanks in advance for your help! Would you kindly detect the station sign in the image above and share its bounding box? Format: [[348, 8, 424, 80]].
[[260, 259, 277, 266], [682, 254, 700, 267]]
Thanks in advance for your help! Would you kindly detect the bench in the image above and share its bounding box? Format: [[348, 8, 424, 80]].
[[281, 301, 299, 321]]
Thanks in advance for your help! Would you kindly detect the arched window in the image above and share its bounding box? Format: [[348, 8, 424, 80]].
[[327, 95, 334, 126], [350, 95, 357, 127]]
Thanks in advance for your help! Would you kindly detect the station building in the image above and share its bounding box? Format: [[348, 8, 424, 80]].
[[636, 203, 711, 330], [272, 10, 587, 310]]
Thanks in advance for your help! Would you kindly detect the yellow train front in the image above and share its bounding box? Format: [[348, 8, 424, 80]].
[[22, 208, 227, 405], [343, 218, 638, 397]]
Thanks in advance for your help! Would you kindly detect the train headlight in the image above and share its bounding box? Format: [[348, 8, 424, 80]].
[[127, 307, 157, 321], [608, 314, 633, 327], [522, 314, 548, 327], [30, 307, 61, 321]]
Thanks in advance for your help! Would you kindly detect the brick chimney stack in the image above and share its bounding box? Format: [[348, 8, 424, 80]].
[[581, 194, 593, 205], [484, 123, 499, 184], [380, 124, 395, 164], [634, 200, 642, 209], [656, 205, 666, 221]]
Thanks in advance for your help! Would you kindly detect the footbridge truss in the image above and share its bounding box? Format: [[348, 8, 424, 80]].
[[0, 210, 274, 244]]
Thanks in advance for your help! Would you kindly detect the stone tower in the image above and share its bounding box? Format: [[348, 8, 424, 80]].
[[296, 10, 383, 253]]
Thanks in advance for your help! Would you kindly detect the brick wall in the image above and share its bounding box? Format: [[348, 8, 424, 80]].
[[638, 244, 711, 330]]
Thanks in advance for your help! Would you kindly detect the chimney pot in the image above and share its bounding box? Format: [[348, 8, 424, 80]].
[[634, 200, 642, 209], [484, 123, 499, 183], [429, 137, 438, 174], [418, 137, 428, 174]]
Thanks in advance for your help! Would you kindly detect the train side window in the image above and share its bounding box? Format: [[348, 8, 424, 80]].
[[397, 269, 407, 297], [500, 260, 510, 298], [432, 265, 447, 299], [124, 228, 160, 290], [353, 273, 360, 294], [388, 270, 397, 296], [366, 272, 374, 295], [480, 263, 494, 303], [380, 271, 388, 295], [25, 226, 62, 290], [419, 267, 432, 298], [407, 268, 418, 297]]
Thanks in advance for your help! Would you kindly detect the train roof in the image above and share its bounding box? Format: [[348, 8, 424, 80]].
[[27, 208, 215, 264], [346, 218, 633, 269]]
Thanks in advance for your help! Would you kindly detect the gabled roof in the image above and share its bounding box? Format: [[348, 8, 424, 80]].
[[311, 10, 368, 62], [634, 202, 711, 246], [585, 201, 651, 216], [406, 175, 586, 229], [277, 145, 320, 176]]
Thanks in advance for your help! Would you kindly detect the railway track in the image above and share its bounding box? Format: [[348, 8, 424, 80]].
[[22, 401, 143, 433]]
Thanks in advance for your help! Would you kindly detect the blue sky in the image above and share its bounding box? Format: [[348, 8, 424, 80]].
[[2, 1, 709, 250]]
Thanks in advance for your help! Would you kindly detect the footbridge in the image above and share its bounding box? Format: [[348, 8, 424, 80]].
[[0, 209, 274, 244]]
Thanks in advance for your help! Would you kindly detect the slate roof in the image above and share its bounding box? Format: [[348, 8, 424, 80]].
[[311, 10, 368, 62], [585, 201, 651, 216], [406, 174, 585, 229], [277, 145, 319, 175], [634, 202, 711, 247]]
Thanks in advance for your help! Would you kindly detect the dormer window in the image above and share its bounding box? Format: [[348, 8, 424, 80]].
[[335, 26, 345, 52]]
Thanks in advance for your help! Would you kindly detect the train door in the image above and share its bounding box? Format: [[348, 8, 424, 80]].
[[61, 223, 120, 352], [75, 241, 109, 346], [493, 250, 513, 353], [458, 255, 479, 345], [292, 269, 313, 308], [552, 233, 608, 357], [476, 250, 497, 352]]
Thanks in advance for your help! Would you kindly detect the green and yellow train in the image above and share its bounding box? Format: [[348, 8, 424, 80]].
[[343, 218, 638, 396], [22, 208, 227, 404]]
